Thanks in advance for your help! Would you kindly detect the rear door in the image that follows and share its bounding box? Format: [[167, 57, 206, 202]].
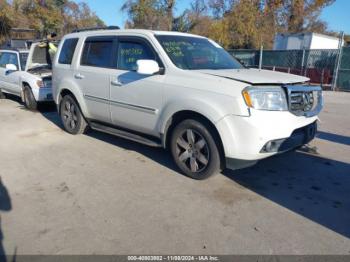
[[75, 36, 117, 123], [109, 36, 165, 135]]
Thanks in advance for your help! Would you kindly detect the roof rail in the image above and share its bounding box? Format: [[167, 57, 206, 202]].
[[72, 26, 120, 33]]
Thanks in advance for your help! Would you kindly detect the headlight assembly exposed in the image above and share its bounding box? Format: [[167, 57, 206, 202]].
[[36, 80, 45, 88], [242, 86, 288, 111]]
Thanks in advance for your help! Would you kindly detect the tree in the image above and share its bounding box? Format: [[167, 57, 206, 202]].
[[0, 0, 15, 42], [21, 0, 63, 36], [62, 1, 105, 34], [224, 0, 262, 48], [122, 0, 175, 30], [121, 0, 336, 49], [276, 0, 335, 33], [0, 0, 105, 44]]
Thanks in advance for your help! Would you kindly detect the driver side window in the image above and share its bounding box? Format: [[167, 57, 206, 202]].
[[117, 41, 155, 71], [0, 52, 9, 68], [0, 52, 18, 69]]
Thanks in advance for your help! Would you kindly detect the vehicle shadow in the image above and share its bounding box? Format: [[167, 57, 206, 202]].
[[88, 131, 350, 239], [223, 148, 350, 239], [6, 94, 61, 129], [86, 131, 178, 172], [317, 131, 350, 146], [36, 103, 63, 129], [0, 178, 12, 262], [4, 93, 58, 123]]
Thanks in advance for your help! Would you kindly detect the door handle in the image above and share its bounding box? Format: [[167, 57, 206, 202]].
[[111, 80, 122, 86], [74, 73, 85, 79]]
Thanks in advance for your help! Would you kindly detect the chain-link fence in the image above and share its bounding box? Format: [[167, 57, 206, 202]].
[[338, 47, 350, 91], [229, 48, 349, 91]]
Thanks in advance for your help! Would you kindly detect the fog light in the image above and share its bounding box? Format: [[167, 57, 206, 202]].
[[261, 139, 285, 153]]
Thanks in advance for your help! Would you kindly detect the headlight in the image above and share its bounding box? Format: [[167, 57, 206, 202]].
[[36, 80, 44, 88], [242, 86, 288, 111], [36, 79, 52, 88]]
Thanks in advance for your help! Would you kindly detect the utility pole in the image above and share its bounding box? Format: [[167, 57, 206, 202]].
[[259, 45, 263, 70], [332, 31, 344, 91]]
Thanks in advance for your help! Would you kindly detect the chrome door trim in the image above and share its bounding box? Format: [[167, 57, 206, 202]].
[[109, 99, 157, 115], [84, 94, 157, 115]]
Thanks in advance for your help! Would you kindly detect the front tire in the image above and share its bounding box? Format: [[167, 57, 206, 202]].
[[60, 94, 87, 135], [170, 119, 221, 180], [23, 86, 37, 110]]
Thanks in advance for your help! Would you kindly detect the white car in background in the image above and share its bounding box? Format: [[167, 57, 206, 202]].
[[0, 43, 53, 110], [53, 28, 323, 179]]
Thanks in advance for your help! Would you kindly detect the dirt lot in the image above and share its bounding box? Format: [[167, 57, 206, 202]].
[[0, 91, 349, 255]]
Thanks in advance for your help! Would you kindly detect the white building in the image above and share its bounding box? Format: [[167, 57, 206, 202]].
[[274, 32, 343, 50]]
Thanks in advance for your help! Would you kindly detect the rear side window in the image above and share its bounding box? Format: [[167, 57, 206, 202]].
[[81, 37, 115, 68], [58, 38, 78, 65]]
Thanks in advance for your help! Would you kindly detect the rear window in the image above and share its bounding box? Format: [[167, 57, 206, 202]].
[[81, 37, 115, 68], [58, 38, 78, 65]]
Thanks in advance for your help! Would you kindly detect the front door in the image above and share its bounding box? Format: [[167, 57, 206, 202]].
[[0, 52, 21, 95], [110, 37, 165, 136]]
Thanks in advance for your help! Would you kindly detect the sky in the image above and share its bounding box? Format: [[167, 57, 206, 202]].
[[80, 0, 350, 34]]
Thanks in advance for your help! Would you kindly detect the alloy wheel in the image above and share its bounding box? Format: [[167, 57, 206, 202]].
[[175, 129, 210, 173], [62, 99, 78, 130]]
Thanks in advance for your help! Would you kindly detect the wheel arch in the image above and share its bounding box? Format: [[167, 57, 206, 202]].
[[57, 84, 89, 118], [162, 110, 226, 169], [58, 89, 82, 115]]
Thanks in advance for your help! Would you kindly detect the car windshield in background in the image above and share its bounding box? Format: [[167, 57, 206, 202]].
[[155, 35, 243, 70], [19, 52, 29, 71]]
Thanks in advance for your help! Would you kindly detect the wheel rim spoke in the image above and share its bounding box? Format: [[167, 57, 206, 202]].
[[195, 139, 206, 150], [186, 129, 195, 145], [70, 119, 76, 129], [190, 157, 199, 172], [177, 137, 190, 150], [65, 101, 71, 111], [177, 128, 210, 173], [196, 153, 208, 165], [179, 151, 191, 162]]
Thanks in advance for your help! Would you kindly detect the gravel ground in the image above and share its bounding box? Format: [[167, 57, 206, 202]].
[[0, 91, 349, 255]]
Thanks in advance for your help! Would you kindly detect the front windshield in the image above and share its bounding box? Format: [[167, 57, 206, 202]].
[[155, 35, 243, 70]]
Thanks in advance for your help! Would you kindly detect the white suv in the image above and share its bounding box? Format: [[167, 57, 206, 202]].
[[52, 28, 322, 179], [0, 43, 54, 110]]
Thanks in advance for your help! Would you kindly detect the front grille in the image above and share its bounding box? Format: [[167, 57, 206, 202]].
[[284, 85, 323, 117]]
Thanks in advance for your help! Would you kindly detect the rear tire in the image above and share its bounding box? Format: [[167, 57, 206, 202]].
[[0, 89, 6, 99], [170, 119, 221, 180], [23, 86, 37, 110], [60, 94, 87, 135]]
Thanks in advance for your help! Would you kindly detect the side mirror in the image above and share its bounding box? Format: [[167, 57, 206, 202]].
[[136, 60, 160, 75], [6, 64, 18, 71]]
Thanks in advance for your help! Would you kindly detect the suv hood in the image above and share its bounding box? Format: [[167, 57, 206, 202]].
[[197, 68, 309, 85]]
